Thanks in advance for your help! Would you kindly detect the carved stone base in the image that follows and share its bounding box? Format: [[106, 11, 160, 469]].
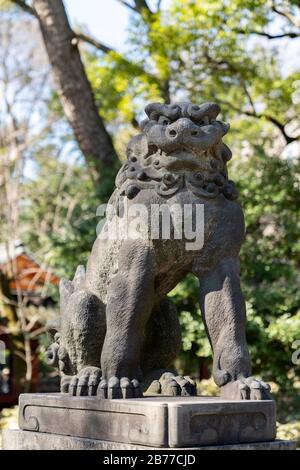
[[3, 429, 296, 450], [13, 393, 278, 448]]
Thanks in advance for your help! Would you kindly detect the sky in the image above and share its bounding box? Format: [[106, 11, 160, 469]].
[[64, 0, 130, 52], [63, 0, 300, 74]]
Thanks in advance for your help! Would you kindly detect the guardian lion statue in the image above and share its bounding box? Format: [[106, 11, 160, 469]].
[[46, 101, 271, 401]]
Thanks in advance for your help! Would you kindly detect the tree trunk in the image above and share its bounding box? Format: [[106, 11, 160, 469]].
[[32, 0, 119, 183]]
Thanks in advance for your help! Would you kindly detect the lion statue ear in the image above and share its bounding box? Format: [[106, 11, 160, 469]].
[[145, 102, 182, 121], [187, 102, 221, 121], [144, 102, 164, 121], [126, 134, 149, 160]]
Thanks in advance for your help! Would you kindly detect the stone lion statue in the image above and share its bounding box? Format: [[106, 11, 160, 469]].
[[46, 101, 271, 401]]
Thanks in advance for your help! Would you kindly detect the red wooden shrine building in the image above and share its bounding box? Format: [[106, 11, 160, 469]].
[[0, 241, 59, 407]]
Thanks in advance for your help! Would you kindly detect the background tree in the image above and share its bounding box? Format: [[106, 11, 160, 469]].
[[1, 0, 299, 435], [10, 0, 119, 187], [0, 10, 55, 390]]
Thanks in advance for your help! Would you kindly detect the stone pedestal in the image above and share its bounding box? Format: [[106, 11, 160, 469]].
[[2, 429, 296, 450], [2, 393, 295, 450]]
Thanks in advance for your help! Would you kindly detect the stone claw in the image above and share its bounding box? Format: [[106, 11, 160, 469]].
[[97, 379, 108, 399], [73, 265, 86, 290], [147, 372, 197, 397], [96, 377, 142, 399], [68, 367, 101, 397], [221, 376, 272, 401]]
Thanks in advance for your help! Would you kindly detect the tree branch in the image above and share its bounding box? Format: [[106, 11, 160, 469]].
[[237, 29, 299, 39], [75, 33, 113, 54], [219, 99, 299, 145], [10, 0, 169, 103], [262, 114, 300, 144], [75, 32, 169, 100], [30, 0, 119, 184], [204, 52, 257, 114], [10, 0, 160, 88], [115, 0, 138, 12], [203, 51, 298, 143], [271, 2, 299, 28], [133, 0, 152, 14], [10, 0, 37, 17], [117, 0, 153, 15]]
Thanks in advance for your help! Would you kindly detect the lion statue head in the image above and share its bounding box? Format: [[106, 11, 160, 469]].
[[115, 102, 238, 201]]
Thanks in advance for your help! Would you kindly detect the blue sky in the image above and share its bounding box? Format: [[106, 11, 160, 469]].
[[64, 0, 130, 52]]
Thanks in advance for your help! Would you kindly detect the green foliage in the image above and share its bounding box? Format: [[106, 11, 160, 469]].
[[3, 0, 299, 424], [170, 151, 300, 393], [21, 153, 99, 282], [0, 407, 18, 449], [169, 275, 211, 374], [237, 151, 300, 391], [0, 0, 11, 9], [277, 421, 300, 449], [84, 0, 299, 156], [86, 51, 162, 126]]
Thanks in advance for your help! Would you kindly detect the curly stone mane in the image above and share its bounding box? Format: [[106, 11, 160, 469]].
[[114, 101, 238, 201]]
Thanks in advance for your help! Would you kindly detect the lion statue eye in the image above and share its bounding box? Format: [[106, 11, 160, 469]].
[[198, 116, 210, 126], [158, 115, 171, 125]]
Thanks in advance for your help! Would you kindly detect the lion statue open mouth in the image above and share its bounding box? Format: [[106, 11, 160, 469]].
[[47, 101, 271, 401]]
